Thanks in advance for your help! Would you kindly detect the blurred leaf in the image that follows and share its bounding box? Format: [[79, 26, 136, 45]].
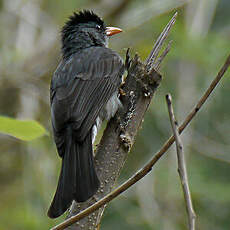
[[0, 116, 48, 141]]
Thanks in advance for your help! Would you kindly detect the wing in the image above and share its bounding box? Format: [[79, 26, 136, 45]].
[[50, 47, 124, 148]]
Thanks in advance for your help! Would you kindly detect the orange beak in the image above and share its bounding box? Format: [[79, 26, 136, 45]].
[[106, 27, 123, 36]]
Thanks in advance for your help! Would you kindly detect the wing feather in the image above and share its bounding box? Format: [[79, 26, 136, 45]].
[[51, 47, 124, 145]]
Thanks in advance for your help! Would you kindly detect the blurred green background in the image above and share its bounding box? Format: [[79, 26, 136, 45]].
[[0, 0, 230, 229]]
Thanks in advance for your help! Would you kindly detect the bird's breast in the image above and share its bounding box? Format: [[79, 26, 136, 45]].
[[103, 91, 122, 121]]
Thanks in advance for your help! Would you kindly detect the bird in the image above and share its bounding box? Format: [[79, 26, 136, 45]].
[[48, 10, 124, 219]]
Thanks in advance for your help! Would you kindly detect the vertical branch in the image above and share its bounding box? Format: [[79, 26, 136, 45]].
[[166, 94, 196, 230]]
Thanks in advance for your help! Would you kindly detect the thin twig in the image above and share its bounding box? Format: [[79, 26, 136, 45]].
[[166, 93, 196, 230], [154, 40, 173, 71], [146, 12, 177, 68], [50, 54, 230, 230]]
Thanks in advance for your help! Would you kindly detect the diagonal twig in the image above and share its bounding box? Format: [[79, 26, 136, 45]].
[[166, 93, 196, 230], [154, 40, 173, 71], [146, 12, 177, 69], [50, 54, 230, 230]]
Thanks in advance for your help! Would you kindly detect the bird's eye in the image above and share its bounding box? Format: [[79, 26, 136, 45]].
[[96, 25, 101, 30]]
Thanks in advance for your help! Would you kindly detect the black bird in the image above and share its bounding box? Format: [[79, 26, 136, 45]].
[[48, 10, 124, 218]]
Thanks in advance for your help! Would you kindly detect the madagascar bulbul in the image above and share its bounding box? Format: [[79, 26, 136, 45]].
[[48, 10, 124, 218]]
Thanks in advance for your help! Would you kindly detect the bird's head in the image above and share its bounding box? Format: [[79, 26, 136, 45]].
[[61, 10, 122, 59]]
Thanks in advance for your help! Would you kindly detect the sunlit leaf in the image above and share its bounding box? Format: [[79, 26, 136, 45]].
[[0, 116, 48, 141]]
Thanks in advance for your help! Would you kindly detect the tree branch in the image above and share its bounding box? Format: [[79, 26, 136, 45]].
[[51, 53, 230, 230], [166, 93, 196, 230], [52, 52, 230, 230]]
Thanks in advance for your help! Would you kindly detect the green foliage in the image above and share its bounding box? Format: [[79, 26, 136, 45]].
[[0, 116, 48, 141]]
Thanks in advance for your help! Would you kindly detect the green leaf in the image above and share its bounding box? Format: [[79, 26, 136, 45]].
[[0, 116, 48, 141]]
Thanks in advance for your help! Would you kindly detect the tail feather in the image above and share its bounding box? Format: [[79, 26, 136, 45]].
[[48, 128, 100, 219], [75, 133, 100, 202]]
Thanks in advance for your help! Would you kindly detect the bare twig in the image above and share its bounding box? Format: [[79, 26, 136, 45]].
[[51, 54, 230, 230], [146, 12, 177, 69], [166, 93, 196, 230], [154, 40, 173, 71]]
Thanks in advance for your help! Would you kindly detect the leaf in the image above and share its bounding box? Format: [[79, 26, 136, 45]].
[[0, 116, 48, 141]]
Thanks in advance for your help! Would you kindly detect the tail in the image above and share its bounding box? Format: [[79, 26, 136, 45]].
[[47, 127, 100, 219]]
